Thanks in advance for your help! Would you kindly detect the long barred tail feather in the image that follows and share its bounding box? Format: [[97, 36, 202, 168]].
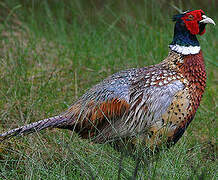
[[0, 115, 69, 142]]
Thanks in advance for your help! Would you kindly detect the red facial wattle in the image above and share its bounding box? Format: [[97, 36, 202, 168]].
[[181, 9, 206, 35]]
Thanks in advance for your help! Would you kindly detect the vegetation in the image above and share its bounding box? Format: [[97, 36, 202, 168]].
[[0, 0, 217, 179]]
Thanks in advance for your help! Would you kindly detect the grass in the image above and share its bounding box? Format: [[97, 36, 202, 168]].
[[0, 0, 217, 179]]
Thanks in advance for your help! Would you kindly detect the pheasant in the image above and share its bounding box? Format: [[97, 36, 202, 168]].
[[0, 10, 215, 149]]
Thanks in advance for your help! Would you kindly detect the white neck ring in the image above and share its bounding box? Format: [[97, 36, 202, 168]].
[[169, 44, 200, 55]]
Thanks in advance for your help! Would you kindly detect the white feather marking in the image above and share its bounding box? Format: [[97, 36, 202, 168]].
[[163, 80, 168, 84], [159, 81, 163, 86], [169, 44, 200, 55], [183, 79, 188, 84]]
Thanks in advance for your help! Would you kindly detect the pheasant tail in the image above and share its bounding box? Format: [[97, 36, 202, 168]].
[[0, 115, 69, 142]]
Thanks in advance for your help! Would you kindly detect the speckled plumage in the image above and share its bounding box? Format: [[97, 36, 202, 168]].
[[0, 10, 215, 150]]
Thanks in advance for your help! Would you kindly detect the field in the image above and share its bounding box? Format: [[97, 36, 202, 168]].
[[0, 0, 217, 179]]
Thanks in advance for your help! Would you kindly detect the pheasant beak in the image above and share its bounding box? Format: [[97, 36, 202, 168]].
[[200, 15, 216, 25]]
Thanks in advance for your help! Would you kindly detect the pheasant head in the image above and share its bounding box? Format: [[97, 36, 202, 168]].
[[170, 9, 215, 55]]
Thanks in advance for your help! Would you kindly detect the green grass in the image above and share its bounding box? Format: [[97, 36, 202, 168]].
[[0, 0, 217, 179]]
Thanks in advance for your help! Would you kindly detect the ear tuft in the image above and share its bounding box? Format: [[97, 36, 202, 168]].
[[172, 14, 183, 21], [172, 10, 191, 21], [172, 13, 186, 22]]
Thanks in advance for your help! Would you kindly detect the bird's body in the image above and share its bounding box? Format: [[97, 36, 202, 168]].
[[64, 49, 206, 146], [0, 10, 215, 149]]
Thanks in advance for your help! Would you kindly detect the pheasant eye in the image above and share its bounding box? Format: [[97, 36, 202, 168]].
[[188, 14, 194, 20]]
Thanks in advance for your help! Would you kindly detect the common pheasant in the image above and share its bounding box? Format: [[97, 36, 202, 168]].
[[0, 10, 215, 149]]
